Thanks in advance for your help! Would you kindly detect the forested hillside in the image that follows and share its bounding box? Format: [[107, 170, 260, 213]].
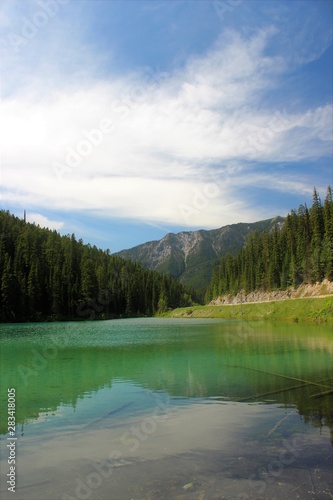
[[206, 187, 333, 302], [0, 212, 196, 322]]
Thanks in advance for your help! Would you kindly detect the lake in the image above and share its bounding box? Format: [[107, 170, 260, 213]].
[[0, 318, 332, 499]]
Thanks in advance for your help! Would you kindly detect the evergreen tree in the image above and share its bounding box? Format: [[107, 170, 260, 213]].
[[1, 254, 19, 321], [207, 186, 332, 300], [322, 187, 333, 280], [0, 211, 196, 322], [309, 187, 324, 282]]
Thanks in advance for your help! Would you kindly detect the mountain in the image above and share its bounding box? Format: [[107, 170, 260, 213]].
[[115, 217, 285, 292]]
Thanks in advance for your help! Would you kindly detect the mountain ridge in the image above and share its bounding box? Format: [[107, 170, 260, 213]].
[[115, 217, 285, 292]]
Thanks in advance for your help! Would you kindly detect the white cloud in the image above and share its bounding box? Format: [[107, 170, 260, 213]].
[[1, 29, 332, 229], [26, 213, 64, 231]]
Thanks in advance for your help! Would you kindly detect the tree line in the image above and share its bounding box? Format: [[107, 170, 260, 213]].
[[0, 211, 196, 322], [206, 187, 333, 301]]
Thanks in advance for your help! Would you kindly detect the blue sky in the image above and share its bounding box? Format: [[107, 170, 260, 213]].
[[0, 0, 332, 252]]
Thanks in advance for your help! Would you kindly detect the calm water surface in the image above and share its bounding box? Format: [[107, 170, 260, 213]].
[[0, 318, 332, 499]]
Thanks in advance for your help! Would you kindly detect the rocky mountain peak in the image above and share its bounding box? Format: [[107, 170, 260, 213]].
[[115, 216, 285, 291]]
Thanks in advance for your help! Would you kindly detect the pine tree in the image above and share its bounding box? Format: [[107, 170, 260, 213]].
[[309, 187, 324, 282], [322, 186, 333, 280], [81, 254, 98, 300], [207, 187, 332, 300], [1, 254, 19, 321]]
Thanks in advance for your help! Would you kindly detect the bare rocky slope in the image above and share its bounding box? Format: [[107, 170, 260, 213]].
[[210, 279, 333, 305], [115, 217, 285, 291]]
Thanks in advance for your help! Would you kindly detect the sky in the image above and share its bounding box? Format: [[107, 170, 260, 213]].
[[0, 0, 332, 252]]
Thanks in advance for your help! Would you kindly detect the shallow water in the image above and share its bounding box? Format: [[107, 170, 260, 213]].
[[0, 318, 332, 499]]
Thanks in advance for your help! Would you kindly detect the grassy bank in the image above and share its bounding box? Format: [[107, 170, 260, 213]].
[[162, 296, 333, 323]]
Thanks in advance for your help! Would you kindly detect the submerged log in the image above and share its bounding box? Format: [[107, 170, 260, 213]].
[[310, 389, 333, 399], [229, 365, 333, 389]]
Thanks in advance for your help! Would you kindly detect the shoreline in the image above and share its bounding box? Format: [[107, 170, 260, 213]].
[[162, 296, 333, 323]]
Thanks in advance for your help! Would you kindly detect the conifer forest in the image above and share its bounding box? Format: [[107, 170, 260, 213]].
[[0, 187, 332, 322], [206, 187, 333, 301], [0, 212, 195, 322]]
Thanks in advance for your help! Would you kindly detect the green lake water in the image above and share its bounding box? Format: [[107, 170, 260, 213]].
[[0, 318, 332, 499]]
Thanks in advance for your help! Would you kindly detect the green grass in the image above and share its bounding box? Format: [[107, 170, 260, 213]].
[[161, 296, 333, 323]]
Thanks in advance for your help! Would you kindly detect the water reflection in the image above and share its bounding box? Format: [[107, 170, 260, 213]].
[[0, 319, 332, 444]]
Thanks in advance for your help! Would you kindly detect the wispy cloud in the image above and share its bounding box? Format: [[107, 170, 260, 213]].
[[1, 3, 332, 232], [26, 213, 64, 231]]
